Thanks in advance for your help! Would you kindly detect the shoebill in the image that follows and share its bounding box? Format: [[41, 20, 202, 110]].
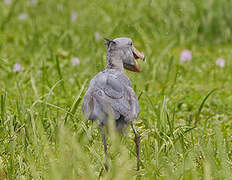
[[82, 37, 145, 171]]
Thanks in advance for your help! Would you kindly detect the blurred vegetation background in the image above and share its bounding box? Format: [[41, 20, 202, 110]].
[[0, 0, 232, 179]]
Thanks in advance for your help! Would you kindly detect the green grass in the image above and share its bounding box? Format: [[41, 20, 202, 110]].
[[0, 0, 232, 179]]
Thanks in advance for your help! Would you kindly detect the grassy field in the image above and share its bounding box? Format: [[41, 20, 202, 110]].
[[0, 0, 232, 179]]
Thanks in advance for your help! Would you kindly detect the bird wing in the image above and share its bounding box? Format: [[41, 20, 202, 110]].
[[82, 70, 139, 123]]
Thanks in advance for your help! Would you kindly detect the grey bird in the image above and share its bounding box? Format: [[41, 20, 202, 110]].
[[82, 37, 145, 171]]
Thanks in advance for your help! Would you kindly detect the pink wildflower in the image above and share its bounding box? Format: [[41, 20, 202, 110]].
[[4, 0, 11, 5], [18, 13, 29, 20], [13, 63, 22, 72], [94, 32, 101, 41], [70, 12, 78, 22], [71, 57, 80, 66], [216, 58, 225, 68], [57, 4, 63, 11], [180, 50, 192, 62], [30, 0, 38, 6]]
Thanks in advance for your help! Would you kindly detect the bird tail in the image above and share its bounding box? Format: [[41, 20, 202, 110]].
[[116, 115, 128, 131]]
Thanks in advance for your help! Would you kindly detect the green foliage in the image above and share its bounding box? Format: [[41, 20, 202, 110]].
[[0, 0, 232, 179]]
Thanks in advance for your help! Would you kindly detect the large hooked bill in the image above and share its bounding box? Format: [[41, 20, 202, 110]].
[[129, 46, 145, 72]]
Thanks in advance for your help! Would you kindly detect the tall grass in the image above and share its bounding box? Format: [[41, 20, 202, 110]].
[[0, 0, 232, 179]]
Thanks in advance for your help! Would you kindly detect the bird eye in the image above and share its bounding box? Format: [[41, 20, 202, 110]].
[[130, 42, 132, 45]]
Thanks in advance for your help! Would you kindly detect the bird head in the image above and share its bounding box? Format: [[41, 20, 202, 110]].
[[104, 37, 145, 72]]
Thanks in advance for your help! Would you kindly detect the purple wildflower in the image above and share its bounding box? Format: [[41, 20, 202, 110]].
[[71, 57, 80, 66], [216, 58, 225, 68], [57, 4, 63, 11], [18, 13, 29, 20], [30, 0, 38, 6], [4, 0, 11, 5], [70, 12, 78, 22], [180, 50, 192, 62], [94, 32, 101, 41], [13, 63, 22, 72]]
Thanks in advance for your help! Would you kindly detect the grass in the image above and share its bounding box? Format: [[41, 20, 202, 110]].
[[0, 0, 232, 179]]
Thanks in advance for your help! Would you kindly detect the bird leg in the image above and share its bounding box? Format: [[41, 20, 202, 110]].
[[131, 123, 141, 171], [101, 129, 109, 171]]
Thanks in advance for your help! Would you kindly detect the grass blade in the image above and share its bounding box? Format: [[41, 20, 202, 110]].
[[55, 55, 66, 95], [0, 93, 6, 122], [194, 88, 217, 127], [64, 80, 88, 124]]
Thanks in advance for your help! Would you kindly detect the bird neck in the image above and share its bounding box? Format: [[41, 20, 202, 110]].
[[106, 49, 124, 72]]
